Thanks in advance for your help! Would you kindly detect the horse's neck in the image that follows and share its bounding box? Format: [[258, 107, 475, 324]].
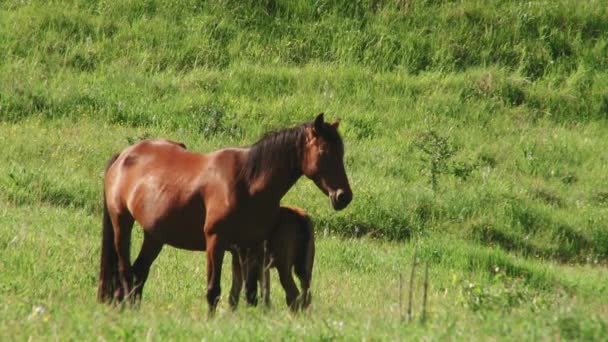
[[244, 152, 301, 203]]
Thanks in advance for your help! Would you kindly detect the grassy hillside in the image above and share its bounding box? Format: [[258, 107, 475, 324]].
[[1, 0, 607, 339], [3, 0, 608, 124]]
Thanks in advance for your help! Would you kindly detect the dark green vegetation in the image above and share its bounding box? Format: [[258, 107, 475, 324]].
[[1, 0, 607, 340]]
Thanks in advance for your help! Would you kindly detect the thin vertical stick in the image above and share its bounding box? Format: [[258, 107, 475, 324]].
[[400, 273, 404, 321], [261, 242, 266, 299], [238, 248, 246, 289], [261, 241, 270, 306], [422, 261, 429, 323], [263, 253, 273, 307], [407, 247, 417, 322]]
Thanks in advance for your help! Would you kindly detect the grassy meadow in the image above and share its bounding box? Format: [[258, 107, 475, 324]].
[[1, 0, 608, 340]]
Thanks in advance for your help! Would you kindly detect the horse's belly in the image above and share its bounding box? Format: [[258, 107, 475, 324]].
[[145, 219, 206, 251], [135, 197, 207, 251], [134, 189, 205, 251], [158, 231, 206, 251]]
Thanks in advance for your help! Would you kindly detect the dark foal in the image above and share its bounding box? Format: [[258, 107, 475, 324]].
[[98, 113, 351, 313], [229, 206, 315, 311]]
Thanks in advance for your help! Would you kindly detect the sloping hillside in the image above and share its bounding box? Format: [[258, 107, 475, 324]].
[[1, 1, 607, 339]]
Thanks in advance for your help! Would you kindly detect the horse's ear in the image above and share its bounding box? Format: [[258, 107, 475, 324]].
[[313, 113, 325, 133], [330, 119, 340, 130]]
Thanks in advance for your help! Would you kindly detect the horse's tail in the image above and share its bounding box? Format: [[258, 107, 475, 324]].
[[97, 153, 120, 303], [294, 212, 315, 308]]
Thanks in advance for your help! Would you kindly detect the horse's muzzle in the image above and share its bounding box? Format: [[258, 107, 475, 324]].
[[330, 189, 352, 211]]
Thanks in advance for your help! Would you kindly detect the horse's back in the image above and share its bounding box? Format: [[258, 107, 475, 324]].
[[105, 139, 198, 198], [117, 139, 191, 169]]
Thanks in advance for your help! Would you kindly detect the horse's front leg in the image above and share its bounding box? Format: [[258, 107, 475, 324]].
[[205, 234, 225, 314]]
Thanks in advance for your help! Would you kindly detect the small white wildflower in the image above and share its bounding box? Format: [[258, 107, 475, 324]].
[[29, 305, 48, 320]]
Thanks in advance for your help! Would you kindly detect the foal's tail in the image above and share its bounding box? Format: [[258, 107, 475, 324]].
[[97, 154, 120, 303], [294, 213, 315, 308]]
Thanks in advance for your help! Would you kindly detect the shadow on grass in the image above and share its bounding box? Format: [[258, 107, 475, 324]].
[[471, 222, 597, 264], [4, 166, 97, 213]]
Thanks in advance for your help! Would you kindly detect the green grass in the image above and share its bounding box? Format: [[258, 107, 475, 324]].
[[2, 198, 607, 340], [1, 0, 608, 340]]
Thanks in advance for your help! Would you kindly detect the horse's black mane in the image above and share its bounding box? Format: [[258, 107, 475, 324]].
[[241, 124, 307, 183], [241, 119, 343, 182]]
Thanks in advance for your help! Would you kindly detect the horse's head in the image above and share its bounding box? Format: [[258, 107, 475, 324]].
[[302, 113, 353, 211]]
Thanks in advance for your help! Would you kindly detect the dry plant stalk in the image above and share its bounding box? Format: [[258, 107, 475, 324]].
[[239, 248, 247, 282], [422, 261, 429, 323], [261, 241, 272, 306], [407, 247, 417, 322], [398, 273, 403, 321]]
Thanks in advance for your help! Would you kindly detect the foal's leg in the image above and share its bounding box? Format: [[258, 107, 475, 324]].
[[112, 214, 135, 302], [298, 275, 312, 309], [131, 232, 163, 301], [275, 260, 300, 311], [205, 234, 225, 314], [245, 256, 260, 307], [228, 250, 243, 310]]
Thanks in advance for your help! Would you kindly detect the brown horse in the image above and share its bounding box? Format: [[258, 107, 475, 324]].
[[228, 205, 315, 311], [98, 113, 351, 312]]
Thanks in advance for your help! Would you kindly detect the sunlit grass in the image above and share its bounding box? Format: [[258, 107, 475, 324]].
[[1, 0, 608, 339]]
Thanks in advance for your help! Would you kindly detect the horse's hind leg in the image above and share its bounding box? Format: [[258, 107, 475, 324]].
[[112, 213, 135, 302], [132, 232, 163, 301]]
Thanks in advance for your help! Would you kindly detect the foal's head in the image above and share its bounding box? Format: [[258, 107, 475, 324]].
[[302, 113, 352, 211]]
